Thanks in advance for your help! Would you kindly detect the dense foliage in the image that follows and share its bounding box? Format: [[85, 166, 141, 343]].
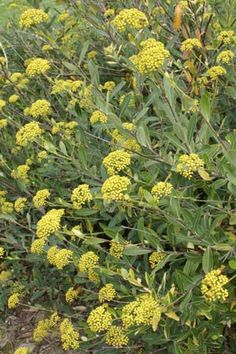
[[0, 0, 236, 353]]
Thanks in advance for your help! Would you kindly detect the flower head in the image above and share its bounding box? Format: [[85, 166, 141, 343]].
[[19, 8, 48, 28], [33, 189, 50, 208], [206, 66, 226, 80], [103, 150, 131, 175], [14, 197, 27, 212], [36, 209, 64, 239], [71, 184, 92, 209], [31, 238, 46, 254], [11, 164, 30, 183], [201, 268, 229, 302], [26, 58, 50, 77], [111, 8, 148, 32], [151, 182, 173, 201], [16, 122, 43, 147], [65, 287, 80, 304], [25, 99, 51, 118], [180, 38, 202, 52], [90, 110, 108, 124], [14, 348, 29, 354], [87, 305, 112, 333], [216, 50, 234, 64], [102, 175, 131, 202], [109, 241, 125, 259], [105, 325, 128, 348], [149, 252, 166, 269], [60, 319, 80, 350], [8, 292, 21, 309], [98, 283, 117, 303], [176, 153, 204, 178]]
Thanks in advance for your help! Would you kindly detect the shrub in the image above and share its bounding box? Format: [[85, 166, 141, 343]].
[[0, 0, 236, 353]]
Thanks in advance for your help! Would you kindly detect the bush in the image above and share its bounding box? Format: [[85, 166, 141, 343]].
[[0, 1, 236, 353]]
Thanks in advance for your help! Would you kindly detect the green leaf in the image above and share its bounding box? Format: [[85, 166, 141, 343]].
[[123, 245, 151, 256], [200, 93, 211, 121], [229, 260, 236, 270], [202, 247, 213, 273], [79, 40, 90, 65], [136, 125, 151, 148]]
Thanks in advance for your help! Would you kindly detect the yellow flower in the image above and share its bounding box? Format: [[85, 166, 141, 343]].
[[0, 99, 6, 110], [14, 197, 27, 212], [60, 319, 80, 350], [1, 201, 14, 213], [104, 9, 115, 18], [0, 270, 11, 282], [151, 182, 173, 200], [121, 294, 161, 328], [16, 122, 43, 147], [90, 110, 108, 124], [206, 66, 226, 80], [180, 38, 202, 52], [14, 347, 29, 354], [10, 72, 23, 82], [58, 12, 70, 22], [19, 8, 48, 28], [98, 283, 116, 303], [65, 287, 80, 304], [42, 44, 53, 52], [217, 30, 236, 45], [201, 268, 229, 302], [25, 99, 51, 118], [78, 251, 99, 272], [36, 209, 65, 239], [216, 50, 234, 64], [122, 122, 135, 132], [87, 50, 97, 60], [11, 164, 30, 183], [37, 150, 48, 162], [130, 38, 169, 74], [101, 175, 131, 201], [105, 325, 128, 348], [9, 94, 19, 103], [0, 119, 8, 128], [0, 57, 6, 65], [31, 238, 46, 254], [0, 247, 4, 258], [47, 246, 73, 269], [26, 58, 50, 77], [109, 241, 125, 259], [103, 150, 131, 175], [33, 189, 50, 208], [71, 184, 92, 209], [149, 252, 166, 269], [87, 305, 113, 333], [176, 153, 204, 178], [33, 319, 50, 342], [103, 81, 116, 91], [8, 292, 21, 309], [111, 8, 148, 32]]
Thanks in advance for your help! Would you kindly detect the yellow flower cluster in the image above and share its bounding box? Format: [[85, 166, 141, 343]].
[[105, 325, 128, 348], [71, 184, 92, 209], [14, 348, 29, 354], [111, 8, 148, 32], [130, 39, 170, 74], [0, 119, 7, 128], [47, 246, 73, 269], [8, 292, 21, 309], [119, 94, 135, 107], [51, 79, 83, 94], [103, 150, 131, 175], [33, 313, 59, 343], [60, 319, 80, 350], [14, 197, 27, 212], [65, 287, 80, 304], [151, 182, 173, 201], [31, 238, 46, 254], [0, 247, 4, 257], [9, 94, 19, 103], [16, 122, 43, 147], [217, 30, 236, 44], [102, 175, 131, 202], [0, 99, 6, 110], [90, 110, 108, 124], [98, 283, 117, 303], [87, 305, 113, 333], [111, 128, 141, 153], [87, 50, 97, 60], [19, 8, 49, 28], [33, 189, 50, 208], [109, 241, 125, 258], [122, 122, 135, 131], [36, 209, 65, 238], [176, 153, 204, 178], [78, 251, 99, 282], [216, 50, 234, 64], [206, 66, 226, 80], [103, 81, 116, 91], [149, 252, 166, 269], [180, 38, 202, 52], [121, 294, 161, 328], [79, 84, 94, 111], [24, 99, 51, 118], [37, 150, 48, 162], [51, 121, 78, 137], [26, 58, 50, 77], [201, 268, 229, 302], [1, 201, 14, 214], [11, 164, 30, 183], [104, 9, 115, 18]]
